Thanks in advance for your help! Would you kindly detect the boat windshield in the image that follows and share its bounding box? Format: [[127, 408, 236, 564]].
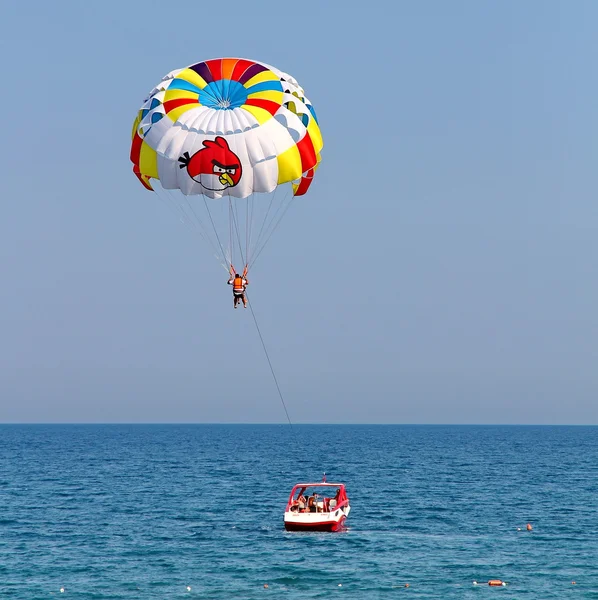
[[288, 485, 345, 512]]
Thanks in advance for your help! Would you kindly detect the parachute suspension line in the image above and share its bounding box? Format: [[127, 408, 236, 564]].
[[247, 194, 255, 264], [246, 294, 295, 433], [228, 198, 234, 269], [202, 194, 229, 268], [230, 200, 246, 267], [182, 194, 225, 263], [251, 188, 278, 262], [249, 189, 294, 271], [233, 199, 243, 263], [153, 187, 192, 231], [155, 186, 228, 272], [264, 188, 288, 234], [191, 194, 231, 270], [245, 194, 250, 267], [252, 189, 291, 263], [156, 187, 196, 235], [153, 190, 202, 251]]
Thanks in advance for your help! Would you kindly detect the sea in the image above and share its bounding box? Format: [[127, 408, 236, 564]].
[[0, 424, 596, 599]]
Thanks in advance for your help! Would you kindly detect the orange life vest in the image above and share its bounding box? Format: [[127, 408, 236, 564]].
[[233, 276, 245, 292]]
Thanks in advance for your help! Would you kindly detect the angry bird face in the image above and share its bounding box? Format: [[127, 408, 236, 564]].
[[178, 136, 242, 191]]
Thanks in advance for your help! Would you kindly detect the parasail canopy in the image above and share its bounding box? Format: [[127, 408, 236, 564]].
[[130, 57, 323, 271]]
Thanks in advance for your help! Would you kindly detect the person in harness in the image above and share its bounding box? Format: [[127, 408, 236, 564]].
[[227, 265, 249, 309]]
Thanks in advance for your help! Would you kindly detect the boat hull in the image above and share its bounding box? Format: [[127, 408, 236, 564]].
[[284, 515, 347, 532], [284, 507, 350, 532]]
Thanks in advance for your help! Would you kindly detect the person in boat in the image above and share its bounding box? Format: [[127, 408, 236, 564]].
[[227, 268, 248, 309], [297, 492, 307, 511], [328, 489, 341, 509], [308, 493, 320, 513], [290, 491, 307, 512]]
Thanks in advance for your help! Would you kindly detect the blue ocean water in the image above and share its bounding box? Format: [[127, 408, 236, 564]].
[[0, 425, 596, 599]]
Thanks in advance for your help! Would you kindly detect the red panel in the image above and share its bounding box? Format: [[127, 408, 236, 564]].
[[130, 132, 142, 164], [163, 98, 197, 114], [231, 58, 256, 83], [296, 134, 317, 172], [294, 169, 314, 196], [245, 98, 280, 116], [205, 58, 223, 81]]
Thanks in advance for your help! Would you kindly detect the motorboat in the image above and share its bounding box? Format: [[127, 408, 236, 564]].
[[284, 480, 350, 531]]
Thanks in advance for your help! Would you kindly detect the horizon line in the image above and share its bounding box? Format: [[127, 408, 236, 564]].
[[0, 422, 596, 427]]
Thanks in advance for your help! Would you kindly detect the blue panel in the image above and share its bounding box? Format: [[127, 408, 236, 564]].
[[168, 79, 202, 94], [244, 80, 283, 96], [197, 80, 248, 110]]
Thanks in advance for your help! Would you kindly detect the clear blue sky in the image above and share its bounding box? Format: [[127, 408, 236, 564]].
[[1, 1, 597, 424]]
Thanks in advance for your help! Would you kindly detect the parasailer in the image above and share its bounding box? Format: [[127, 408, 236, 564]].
[[130, 57, 323, 304], [228, 265, 248, 308]]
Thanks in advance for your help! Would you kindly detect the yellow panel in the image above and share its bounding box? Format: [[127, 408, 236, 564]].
[[244, 70, 279, 88], [176, 68, 208, 89], [307, 118, 324, 155], [164, 89, 199, 102], [246, 90, 283, 104], [242, 104, 272, 125], [139, 142, 158, 178], [167, 104, 197, 123], [277, 144, 303, 184], [131, 111, 142, 140]]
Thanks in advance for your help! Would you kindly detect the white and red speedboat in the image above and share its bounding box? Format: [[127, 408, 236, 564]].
[[284, 480, 350, 532]]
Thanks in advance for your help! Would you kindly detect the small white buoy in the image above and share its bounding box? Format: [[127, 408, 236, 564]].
[[60, 588, 65, 593], [338, 583, 342, 587], [186, 585, 191, 591]]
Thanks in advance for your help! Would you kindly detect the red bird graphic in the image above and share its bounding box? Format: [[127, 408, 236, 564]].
[[178, 136, 242, 191]]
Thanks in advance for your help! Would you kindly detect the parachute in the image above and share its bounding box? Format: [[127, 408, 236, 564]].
[[130, 57, 323, 273]]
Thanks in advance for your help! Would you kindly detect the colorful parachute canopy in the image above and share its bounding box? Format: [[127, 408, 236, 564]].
[[130, 57, 323, 199]]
